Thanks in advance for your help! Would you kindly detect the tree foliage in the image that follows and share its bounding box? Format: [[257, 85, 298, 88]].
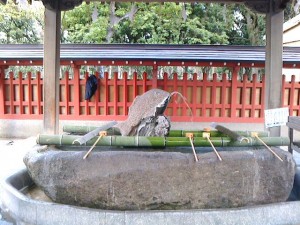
[[0, 0, 43, 44], [0, 0, 299, 45], [61, 2, 109, 43], [284, 0, 300, 21], [228, 5, 266, 45], [61, 2, 268, 45], [62, 2, 236, 45]]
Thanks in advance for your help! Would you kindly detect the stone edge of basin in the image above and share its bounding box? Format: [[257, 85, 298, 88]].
[[1, 169, 300, 225]]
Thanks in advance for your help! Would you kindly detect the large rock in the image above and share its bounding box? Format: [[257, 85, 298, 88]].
[[24, 146, 295, 210], [115, 89, 171, 136]]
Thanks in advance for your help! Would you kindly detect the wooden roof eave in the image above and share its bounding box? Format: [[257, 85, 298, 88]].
[[0, 0, 290, 13], [66, 0, 272, 13]]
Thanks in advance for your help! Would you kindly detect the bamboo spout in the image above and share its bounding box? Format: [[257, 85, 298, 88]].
[[73, 121, 117, 145]]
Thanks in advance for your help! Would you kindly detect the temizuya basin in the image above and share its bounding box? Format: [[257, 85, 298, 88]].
[[1, 145, 300, 225]]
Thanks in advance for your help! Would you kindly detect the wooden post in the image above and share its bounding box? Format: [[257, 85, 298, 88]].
[[113, 71, 118, 116], [72, 64, 81, 117], [0, 66, 7, 115], [18, 72, 24, 114], [63, 71, 69, 115], [104, 72, 109, 116], [251, 74, 258, 118], [265, 6, 284, 137], [261, 73, 266, 119], [37, 72, 42, 115], [221, 73, 227, 118], [27, 72, 33, 115], [133, 72, 138, 98], [202, 73, 207, 117], [211, 73, 217, 117], [85, 72, 90, 116], [230, 66, 239, 120], [43, 7, 61, 134], [95, 71, 100, 116], [173, 73, 178, 116], [123, 72, 128, 115], [9, 72, 14, 114], [152, 65, 158, 88], [142, 72, 147, 93], [192, 73, 197, 117], [287, 75, 295, 116], [182, 72, 188, 117]]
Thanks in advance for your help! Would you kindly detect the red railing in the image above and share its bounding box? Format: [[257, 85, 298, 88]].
[[0, 69, 259, 122], [0, 64, 299, 123], [0, 71, 43, 119], [282, 74, 300, 116]]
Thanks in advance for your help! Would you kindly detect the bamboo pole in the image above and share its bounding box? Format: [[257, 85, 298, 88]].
[[36, 134, 290, 148], [72, 121, 117, 145], [62, 125, 269, 138], [211, 122, 249, 143]]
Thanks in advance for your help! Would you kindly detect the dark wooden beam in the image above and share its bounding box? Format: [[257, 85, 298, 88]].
[[246, 0, 290, 13], [41, 0, 289, 13], [1, 0, 291, 13], [42, 0, 82, 11], [245, 0, 270, 13], [43, 8, 61, 134], [265, 0, 284, 137]]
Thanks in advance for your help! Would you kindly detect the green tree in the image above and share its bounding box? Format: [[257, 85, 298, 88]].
[[0, 0, 43, 44], [284, 0, 300, 21], [184, 3, 233, 44], [227, 4, 266, 46], [61, 2, 139, 43], [0, 0, 275, 47], [62, 2, 264, 45], [113, 3, 183, 44], [113, 3, 235, 45], [61, 2, 109, 43]]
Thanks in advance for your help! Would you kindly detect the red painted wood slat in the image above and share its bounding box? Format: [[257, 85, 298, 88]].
[[202, 73, 207, 118], [9, 72, 14, 114], [0, 66, 299, 123], [123, 72, 128, 116], [27, 72, 32, 115], [0, 67, 6, 115], [72, 65, 80, 117], [36, 72, 42, 115]]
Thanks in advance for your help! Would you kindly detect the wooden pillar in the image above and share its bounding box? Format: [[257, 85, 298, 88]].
[[0, 66, 7, 115], [72, 64, 81, 117], [43, 8, 61, 134], [230, 66, 239, 120], [152, 65, 158, 88], [265, 6, 284, 137]]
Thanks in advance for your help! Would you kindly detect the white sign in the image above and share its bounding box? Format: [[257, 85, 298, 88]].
[[264, 107, 289, 128]]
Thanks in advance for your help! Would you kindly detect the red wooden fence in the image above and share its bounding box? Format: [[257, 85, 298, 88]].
[[2, 66, 299, 123], [282, 74, 300, 116]]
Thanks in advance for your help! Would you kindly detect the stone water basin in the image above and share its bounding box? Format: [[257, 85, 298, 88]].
[[1, 145, 300, 225]]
